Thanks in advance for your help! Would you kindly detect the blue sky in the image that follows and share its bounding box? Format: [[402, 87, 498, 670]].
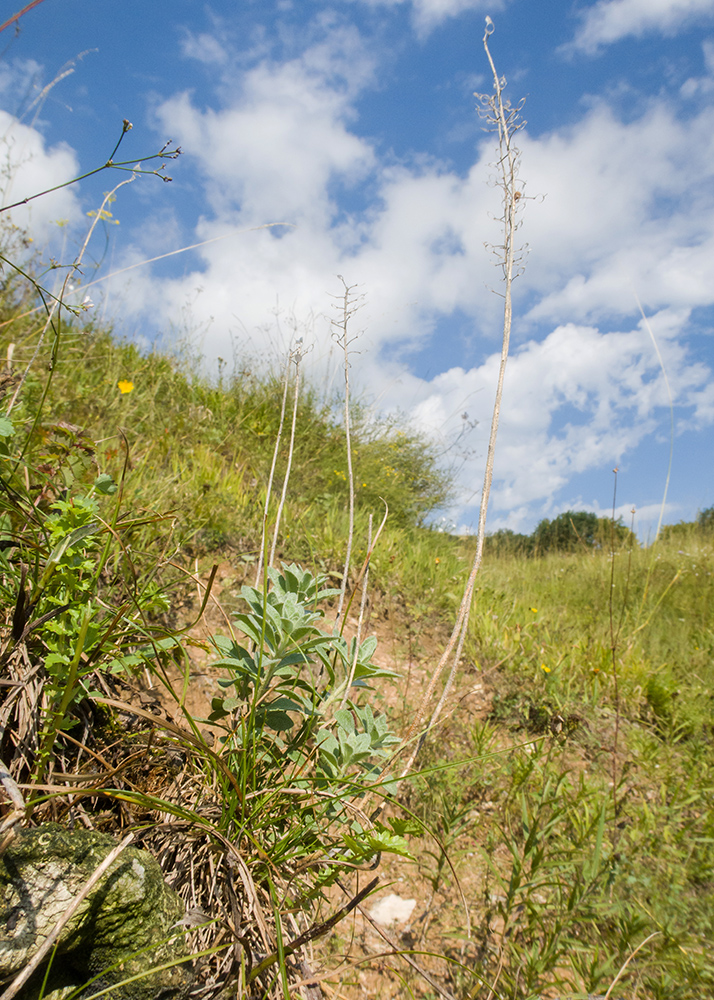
[[1, 0, 713, 538]]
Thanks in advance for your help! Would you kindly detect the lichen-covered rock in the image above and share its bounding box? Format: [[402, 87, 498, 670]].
[[0, 824, 193, 1000]]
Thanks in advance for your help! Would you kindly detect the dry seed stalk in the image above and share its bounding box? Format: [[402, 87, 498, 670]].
[[395, 16, 527, 780]]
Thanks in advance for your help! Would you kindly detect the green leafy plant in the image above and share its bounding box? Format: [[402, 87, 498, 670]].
[[207, 563, 401, 845], [0, 422, 178, 784]]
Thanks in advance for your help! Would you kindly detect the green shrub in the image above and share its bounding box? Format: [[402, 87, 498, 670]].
[[697, 505, 714, 533]]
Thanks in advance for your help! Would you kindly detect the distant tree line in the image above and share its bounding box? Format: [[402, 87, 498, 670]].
[[487, 506, 714, 557], [659, 506, 714, 543], [486, 510, 637, 557]]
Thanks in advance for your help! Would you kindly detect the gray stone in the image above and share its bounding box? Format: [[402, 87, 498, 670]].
[[0, 824, 193, 1000]]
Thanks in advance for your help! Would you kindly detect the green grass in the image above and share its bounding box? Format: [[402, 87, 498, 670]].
[[3, 315, 451, 552], [475, 536, 714, 732], [387, 531, 714, 999]]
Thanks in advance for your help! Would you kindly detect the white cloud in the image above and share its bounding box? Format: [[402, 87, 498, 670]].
[[681, 38, 714, 98], [347, 0, 505, 34], [0, 110, 82, 239], [180, 31, 229, 66], [406, 311, 710, 524], [515, 100, 714, 326], [569, 0, 714, 55], [154, 30, 376, 224], [0, 57, 44, 108], [120, 28, 501, 359], [131, 34, 714, 354]]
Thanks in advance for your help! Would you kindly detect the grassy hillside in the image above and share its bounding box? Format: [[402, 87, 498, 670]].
[[1, 259, 713, 1000], [410, 532, 714, 998]]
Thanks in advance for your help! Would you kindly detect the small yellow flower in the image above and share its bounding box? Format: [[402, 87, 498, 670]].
[[540, 663, 551, 673], [435, 557, 440, 564], [530, 607, 538, 613], [118, 380, 134, 394]]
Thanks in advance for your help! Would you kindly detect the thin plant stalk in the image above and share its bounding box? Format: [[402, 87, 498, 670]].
[[0, 0, 51, 36], [336, 498, 388, 639], [423, 609, 470, 744], [6, 177, 136, 421], [631, 293, 676, 628], [607, 469, 625, 848], [603, 931, 661, 1000], [608, 482, 636, 851], [339, 513, 372, 709], [268, 345, 304, 570], [396, 17, 525, 780], [77, 225, 295, 298], [0, 120, 178, 218], [331, 276, 363, 621], [636, 293, 674, 545], [255, 352, 291, 585], [338, 877, 460, 1000]]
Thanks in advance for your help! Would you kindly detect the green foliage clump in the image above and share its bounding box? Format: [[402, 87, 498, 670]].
[[205, 562, 406, 888], [533, 508, 600, 551], [0, 224, 428, 994], [485, 526, 533, 557], [697, 505, 714, 532], [0, 413, 173, 783], [0, 312, 411, 995], [656, 506, 714, 544], [486, 510, 638, 558], [533, 509, 637, 554], [463, 533, 714, 996]]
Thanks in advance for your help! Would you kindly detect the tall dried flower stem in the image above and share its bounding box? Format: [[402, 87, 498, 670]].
[[268, 345, 304, 571], [339, 513, 372, 710], [331, 276, 364, 622], [396, 17, 526, 778], [255, 352, 291, 586]]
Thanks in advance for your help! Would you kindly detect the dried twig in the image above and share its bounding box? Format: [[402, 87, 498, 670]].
[[248, 877, 379, 984], [0, 764, 25, 855]]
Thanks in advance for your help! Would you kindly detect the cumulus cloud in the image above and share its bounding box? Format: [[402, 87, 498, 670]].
[[347, 0, 504, 34], [117, 27, 500, 358], [568, 0, 714, 55], [405, 309, 709, 522], [155, 29, 376, 224], [0, 56, 44, 109], [681, 38, 714, 98], [515, 100, 714, 325], [0, 110, 82, 239], [180, 31, 229, 66]]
